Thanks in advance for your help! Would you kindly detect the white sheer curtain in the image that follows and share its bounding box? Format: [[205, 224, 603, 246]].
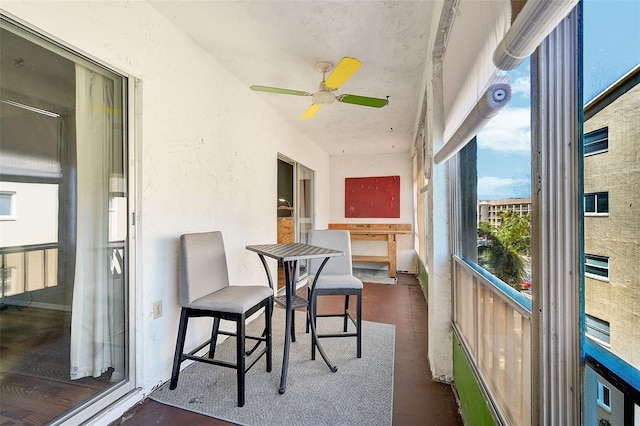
[[70, 64, 115, 380]]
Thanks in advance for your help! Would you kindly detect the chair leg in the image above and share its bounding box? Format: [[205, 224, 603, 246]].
[[170, 308, 189, 390], [305, 287, 311, 334], [209, 317, 221, 359], [291, 307, 296, 343], [343, 295, 350, 332], [236, 315, 246, 407], [356, 291, 362, 358], [310, 292, 317, 361], [266, 299, 273, 372], [308, 290, 361, 360]]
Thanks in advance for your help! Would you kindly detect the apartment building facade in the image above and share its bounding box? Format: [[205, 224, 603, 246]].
[[477, 197, 531, 227], [583, 65, 640, 425]]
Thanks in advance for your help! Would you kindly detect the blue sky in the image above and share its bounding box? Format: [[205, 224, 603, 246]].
[[476, 0, 640, 201], [583, 0, 640, 103]]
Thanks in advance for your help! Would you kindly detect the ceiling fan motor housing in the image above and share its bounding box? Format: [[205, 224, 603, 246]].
[[312, 89, 336, 105]]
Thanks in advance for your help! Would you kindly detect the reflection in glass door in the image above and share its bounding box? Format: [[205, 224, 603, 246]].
[[296, 163, 314, 245], [296, 163, 314, 277]]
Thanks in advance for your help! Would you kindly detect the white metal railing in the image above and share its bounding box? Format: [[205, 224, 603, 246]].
[[0, 241, 125, 299], [453, 255, 532, 425], [0, 242, 59, 297]]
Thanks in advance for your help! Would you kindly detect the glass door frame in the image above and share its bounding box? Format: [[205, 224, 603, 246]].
[[277, 154, 315, 284], [295, 162, 315, 280]]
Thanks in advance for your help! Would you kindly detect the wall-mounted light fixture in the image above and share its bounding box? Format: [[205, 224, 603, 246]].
[[278, 198, 294, 211]]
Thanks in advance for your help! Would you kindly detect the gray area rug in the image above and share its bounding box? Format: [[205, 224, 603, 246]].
[[150, 309, 395, 426]]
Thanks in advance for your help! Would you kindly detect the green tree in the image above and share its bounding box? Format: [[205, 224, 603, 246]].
[[478, 212, 531, 290], [496, 211, 531, 256]]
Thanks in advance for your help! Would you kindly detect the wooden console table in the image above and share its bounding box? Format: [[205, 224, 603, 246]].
[[328, 223, 412, 278]]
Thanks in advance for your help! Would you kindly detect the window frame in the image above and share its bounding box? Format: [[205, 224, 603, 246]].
[[584, 191, 609, 216], [0, 191, 17, 220], [585, 254, 610, 281], [586, 314, 611, 346], [584, 127, 609, 156], [596, 380, 612, 412]]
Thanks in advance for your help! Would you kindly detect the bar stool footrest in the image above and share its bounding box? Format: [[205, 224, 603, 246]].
[[275, 294, 308, 310]]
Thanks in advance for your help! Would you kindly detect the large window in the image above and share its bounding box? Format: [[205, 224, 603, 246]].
[[473, 59, 532, 291], [449, 2, 639, 424], [454, 59, 533, 425]]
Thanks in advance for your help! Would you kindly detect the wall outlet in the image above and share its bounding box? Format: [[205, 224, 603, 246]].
[[153, 300, 162, 319]]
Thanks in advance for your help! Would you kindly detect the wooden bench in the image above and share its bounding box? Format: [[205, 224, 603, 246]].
[[328, 223, 412, 278]]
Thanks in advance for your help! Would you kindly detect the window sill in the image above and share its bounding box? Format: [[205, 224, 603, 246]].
[[584, 149, 609, 157], [585, 273, 609, 283], [586, 334, 611, 349], [596, 401, 612, 413]]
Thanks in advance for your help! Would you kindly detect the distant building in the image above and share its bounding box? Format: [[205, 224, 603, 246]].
[[583, 64, 640, 425], [477, 197, 531, 227]]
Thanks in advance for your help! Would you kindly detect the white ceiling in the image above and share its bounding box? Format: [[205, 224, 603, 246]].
[[149, 1, 436, 156]]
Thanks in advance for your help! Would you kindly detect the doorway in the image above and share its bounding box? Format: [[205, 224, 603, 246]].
[[277, 156, 315, 289]]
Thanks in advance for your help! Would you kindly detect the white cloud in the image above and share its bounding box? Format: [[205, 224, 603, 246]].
[[477, 107, 530, 153], [478, 176, 529, 200], [511, 76, 530, 99]]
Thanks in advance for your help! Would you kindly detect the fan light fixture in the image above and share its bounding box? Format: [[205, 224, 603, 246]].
[[278, 198, 292, 207], [312, 88, 337, 105], [312, 92, 335, 105]]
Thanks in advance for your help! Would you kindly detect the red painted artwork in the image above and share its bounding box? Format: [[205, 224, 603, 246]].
[[345, 176, 400, 218]]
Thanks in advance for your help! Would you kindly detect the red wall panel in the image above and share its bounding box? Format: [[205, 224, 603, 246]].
[[345, 176, 400, 218]]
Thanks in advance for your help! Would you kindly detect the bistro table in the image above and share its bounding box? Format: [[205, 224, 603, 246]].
[[246, 243, 343, 394]]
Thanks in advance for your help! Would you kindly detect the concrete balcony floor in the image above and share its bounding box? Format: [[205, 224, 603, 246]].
[[114, 273, 463, 426]]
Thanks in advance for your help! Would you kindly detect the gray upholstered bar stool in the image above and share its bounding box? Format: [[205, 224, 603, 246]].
[[306, 229, 363, 359], [169, 231, 274, 407]]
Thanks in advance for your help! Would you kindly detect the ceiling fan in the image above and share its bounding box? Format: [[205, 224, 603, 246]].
[[250, 57, 389, 120]]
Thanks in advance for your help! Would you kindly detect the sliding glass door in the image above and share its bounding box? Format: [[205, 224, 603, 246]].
[[296, 163, 314, 278], [277, 156, 314, 281], [0, 17, 131, 424], [296, 163, 314, 246]]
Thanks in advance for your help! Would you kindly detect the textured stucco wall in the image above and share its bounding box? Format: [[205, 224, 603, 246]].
[[329, 152, 416, 273]]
